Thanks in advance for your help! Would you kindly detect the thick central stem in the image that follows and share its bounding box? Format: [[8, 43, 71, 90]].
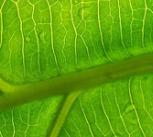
[[0, 53, 153, 109]]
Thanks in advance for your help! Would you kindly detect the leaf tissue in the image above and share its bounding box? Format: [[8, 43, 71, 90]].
[[0, 0, 153, 137]]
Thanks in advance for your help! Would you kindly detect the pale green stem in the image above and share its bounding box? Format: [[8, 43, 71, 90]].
[[49, 92, 80, 137]]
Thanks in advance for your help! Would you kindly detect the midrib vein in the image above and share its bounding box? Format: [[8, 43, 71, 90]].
[[0, 53, 153, 109], [48, 92, 80, 137]]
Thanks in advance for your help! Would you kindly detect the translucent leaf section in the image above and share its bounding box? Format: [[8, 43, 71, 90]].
[[0, 0, 153, 82], [0, 0, 153, 137], [61, 75, 153, 137]]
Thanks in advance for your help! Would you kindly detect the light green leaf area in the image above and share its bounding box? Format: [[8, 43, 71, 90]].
[[0, 0, 153, 137]]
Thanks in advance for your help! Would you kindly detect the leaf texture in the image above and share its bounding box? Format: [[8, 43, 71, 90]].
[[0, 0, 153, 137]]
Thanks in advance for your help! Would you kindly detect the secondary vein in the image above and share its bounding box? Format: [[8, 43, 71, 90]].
[[48, 92, 80, 137]]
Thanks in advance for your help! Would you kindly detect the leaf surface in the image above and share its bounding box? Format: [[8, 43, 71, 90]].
[[0, 0, 153, 137]]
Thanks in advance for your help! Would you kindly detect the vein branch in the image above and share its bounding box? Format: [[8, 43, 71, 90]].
[[48, 92, 80, 137]]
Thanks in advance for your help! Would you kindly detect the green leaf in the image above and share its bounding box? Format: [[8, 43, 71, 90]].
[[0, 0, 153, 137]]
